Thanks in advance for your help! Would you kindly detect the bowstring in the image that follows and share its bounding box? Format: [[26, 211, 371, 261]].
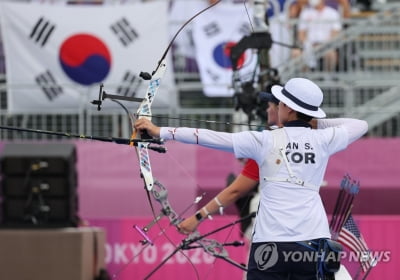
[[161, 142, 250, 278], [106, 100, 201, 279], [118, 1, 225, 278], [200, 0, 267, 277], [113, 0, 258, 277]]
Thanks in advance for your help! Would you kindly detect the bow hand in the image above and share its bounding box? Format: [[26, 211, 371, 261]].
[[135, 119, 161, 138]]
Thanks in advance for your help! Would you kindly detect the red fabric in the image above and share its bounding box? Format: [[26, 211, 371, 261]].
[[241, 159, 259, 181]]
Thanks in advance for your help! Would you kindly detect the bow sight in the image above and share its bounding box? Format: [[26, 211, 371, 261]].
[[91, 83, 144, 111], [89, 83, 166, 152]]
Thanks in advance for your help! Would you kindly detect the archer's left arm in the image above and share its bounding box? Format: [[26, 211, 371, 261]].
[[160, 127, 235, 153], [135, 118, 235, 153], [135, 119, 265, 161]]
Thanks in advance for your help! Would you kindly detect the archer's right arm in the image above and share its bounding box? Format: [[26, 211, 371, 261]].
[[178, 174, 258, 234]]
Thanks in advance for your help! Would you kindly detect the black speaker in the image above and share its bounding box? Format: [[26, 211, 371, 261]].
[[0, 143, 79, 228]]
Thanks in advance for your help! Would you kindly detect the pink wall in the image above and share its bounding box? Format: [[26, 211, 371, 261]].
[[323, 137, 400, 188], [355, 215, 400, 280], [1, 138, 400, 279], [2, 137, 399, 221], [75, 140, 243, 219], [321, 138, 400, 215], [74, 137, 400, 218]]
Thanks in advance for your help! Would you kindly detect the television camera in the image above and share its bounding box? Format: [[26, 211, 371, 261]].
[[228, 0, 281, 128]]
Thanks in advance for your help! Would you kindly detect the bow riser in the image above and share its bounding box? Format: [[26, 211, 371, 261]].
[[134, 59, 167, 191]]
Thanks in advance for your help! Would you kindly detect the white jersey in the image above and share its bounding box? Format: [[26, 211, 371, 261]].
[[160, 118, 368, 242], [233, 123, 347, 242]]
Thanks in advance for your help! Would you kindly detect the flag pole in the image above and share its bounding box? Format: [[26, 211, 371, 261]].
[[361, 257, 378, 280]]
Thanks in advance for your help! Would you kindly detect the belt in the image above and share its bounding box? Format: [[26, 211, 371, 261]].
[[296, 239, 321, 251]]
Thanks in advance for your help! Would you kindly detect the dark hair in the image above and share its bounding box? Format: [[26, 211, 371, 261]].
[[297, 111, 313, 122]]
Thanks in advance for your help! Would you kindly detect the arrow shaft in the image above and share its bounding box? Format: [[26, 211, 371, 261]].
[[0, 125, 163, 145]]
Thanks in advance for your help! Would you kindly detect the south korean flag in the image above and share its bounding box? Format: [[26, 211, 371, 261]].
[[192, 3, 257, 97], [0, 1, 173, 113]]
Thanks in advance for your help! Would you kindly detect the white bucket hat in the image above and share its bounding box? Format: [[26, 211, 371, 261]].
[[271, 77, 326, 118]]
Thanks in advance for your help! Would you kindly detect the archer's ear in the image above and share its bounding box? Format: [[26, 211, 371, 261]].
[[285, 104, 295, 113]]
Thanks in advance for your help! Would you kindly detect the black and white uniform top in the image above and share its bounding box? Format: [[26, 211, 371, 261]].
[[160, 118, 368, 243]]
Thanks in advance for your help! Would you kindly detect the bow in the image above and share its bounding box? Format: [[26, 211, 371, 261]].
[[91, 1, 258, 278], [92, 0, 250, 276]]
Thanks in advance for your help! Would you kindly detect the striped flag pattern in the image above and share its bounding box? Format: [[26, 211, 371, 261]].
[[338, 214, 372, 272]]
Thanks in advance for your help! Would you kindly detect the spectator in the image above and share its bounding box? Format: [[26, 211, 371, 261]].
[[326, 0, 352, 18], [297, 0, 342, 71], [288, 0, 309, 59], [288, 0, 309, 40]]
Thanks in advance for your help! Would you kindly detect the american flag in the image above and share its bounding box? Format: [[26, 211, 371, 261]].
[[338, 214, 372, 272]]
